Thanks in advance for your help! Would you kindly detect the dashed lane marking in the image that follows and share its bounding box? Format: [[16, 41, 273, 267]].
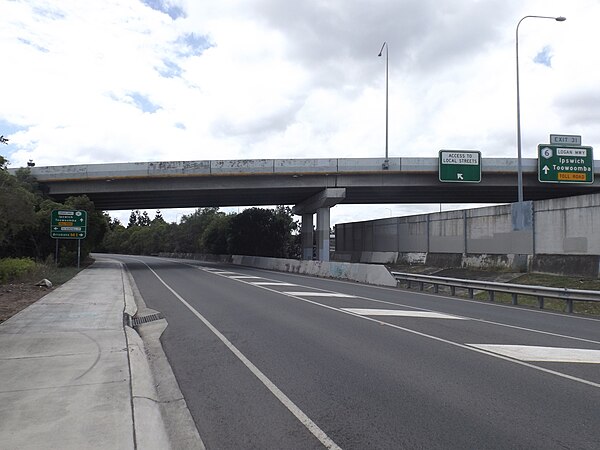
[[342, 308, 467, 320], [468, 344, 600, 364], [251, 282, 298, 286]]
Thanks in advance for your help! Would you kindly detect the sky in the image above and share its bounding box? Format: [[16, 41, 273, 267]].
[[2, 0, 599, 226]]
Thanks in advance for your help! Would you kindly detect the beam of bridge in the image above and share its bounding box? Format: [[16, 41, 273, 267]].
[[19, 157, 600, 210]]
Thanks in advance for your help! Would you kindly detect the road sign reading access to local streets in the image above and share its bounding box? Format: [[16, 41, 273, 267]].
[[51, 210, 87, 239], [439, 150, 481, 183], [538, 145, 594, 184]]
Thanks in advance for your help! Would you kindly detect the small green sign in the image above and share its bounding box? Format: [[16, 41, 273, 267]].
[[51, 210, 87, 239], [538, 145, 594, 184], [439, 150, 481, 183]]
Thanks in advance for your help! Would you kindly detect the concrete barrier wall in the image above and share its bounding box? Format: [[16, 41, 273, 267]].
[[157, 253, 398, 287], [334, 192, 600, 276], [535, 194, 600, 254], [231, 255, 398, 287]]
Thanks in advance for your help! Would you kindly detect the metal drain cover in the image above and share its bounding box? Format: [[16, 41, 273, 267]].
[[130, 313, 163, 327]]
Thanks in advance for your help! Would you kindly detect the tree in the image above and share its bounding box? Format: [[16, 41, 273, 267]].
[[200, 214, 231, 254], [227, 207, 298, 258], [128, 211, 139, 228], [153, 210, 165, 225]]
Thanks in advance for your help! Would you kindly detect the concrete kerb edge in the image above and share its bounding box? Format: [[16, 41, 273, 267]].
[[119, 263, 171, 450]]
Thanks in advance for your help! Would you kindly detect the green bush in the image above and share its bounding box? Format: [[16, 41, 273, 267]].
[[0, 258, 36, 283]]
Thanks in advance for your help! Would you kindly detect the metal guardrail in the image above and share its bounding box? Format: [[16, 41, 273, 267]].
[[391, 271, 600, 313]]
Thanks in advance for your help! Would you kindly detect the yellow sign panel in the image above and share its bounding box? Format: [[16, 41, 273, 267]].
[[558, 172, 586, 181]]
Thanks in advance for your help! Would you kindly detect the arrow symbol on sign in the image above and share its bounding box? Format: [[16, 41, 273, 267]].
[[543, 165, 550, 175], [457, 173, 463, 180]]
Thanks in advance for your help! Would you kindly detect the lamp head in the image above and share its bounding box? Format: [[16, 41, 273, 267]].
[[555, 16, 566, 21]]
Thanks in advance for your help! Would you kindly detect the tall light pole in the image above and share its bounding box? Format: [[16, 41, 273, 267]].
[[516, 15, 565, 203], [378, 41, 389, 168]]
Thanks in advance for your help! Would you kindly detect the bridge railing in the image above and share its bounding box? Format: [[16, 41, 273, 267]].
[[390, 271, 600, 313]]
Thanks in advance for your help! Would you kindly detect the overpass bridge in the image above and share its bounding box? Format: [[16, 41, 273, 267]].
[[20, 157, 600, 261]]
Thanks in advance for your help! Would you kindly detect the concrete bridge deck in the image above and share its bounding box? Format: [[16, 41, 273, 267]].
[[17, 157, 600, 210]]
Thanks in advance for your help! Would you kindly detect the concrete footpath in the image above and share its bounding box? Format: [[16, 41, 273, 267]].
[[0, 257, 184, 449]]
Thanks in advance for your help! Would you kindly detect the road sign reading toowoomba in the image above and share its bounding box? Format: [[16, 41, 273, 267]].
[[439, 150, 481, 183], [538, 145, 594, 184], [50, 210, 87, 239]]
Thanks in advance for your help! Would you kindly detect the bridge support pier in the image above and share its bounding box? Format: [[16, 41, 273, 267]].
[[293, 188, 346, 262], [316, 207, 330, 261], [301, 214, 314, 260]]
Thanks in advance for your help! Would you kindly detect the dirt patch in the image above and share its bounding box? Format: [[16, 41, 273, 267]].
[[0, 283, 52, 323]]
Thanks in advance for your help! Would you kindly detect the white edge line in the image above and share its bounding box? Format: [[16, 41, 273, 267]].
[[137, 260, 342, 450]]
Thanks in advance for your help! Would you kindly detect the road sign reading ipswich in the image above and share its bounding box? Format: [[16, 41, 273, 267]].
[[538, 145, 594, 184], [51, 210, 87, 239], [438, 150, 481, 183]]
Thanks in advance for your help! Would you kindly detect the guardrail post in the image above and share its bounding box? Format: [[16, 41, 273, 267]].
[[512, 293, 518, 305], [537, 296, 544, 309], [450, 286, 456, 296], [488, 291, 495, 302], [566, 299, 573, 313], [419, 282, 424, 291], [434, 284, 439, 294], [468, 288, 473, 299]]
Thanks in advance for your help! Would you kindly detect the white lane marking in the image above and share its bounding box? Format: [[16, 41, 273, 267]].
[[247, 265, 600, 324], [205, 273, 600, 389], [228, 276, 262, 279], [251, 282, 298, 286], [342, 308, 467, 320], [213, 271, 239, 275], [468, 345, 600, 364], [193, 263, 600, 346], [138, 261, 341, 450], [283, 292, 356, 298], [174, 261, 600, 387]]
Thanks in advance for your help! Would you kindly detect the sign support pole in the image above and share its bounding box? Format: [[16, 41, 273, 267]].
[[55, 239, 59, 264], [77, 239, 81, 269]]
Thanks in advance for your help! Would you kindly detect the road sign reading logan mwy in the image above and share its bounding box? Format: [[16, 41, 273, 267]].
[[439, 150, 481, 183], [538, 145, 594, 184], [51, 210, 87, 239]]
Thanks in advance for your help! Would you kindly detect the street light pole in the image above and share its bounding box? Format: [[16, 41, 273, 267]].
[[516, 15, 566, 203], [378, 41, 389, 168]]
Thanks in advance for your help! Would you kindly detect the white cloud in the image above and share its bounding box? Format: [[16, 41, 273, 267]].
[[1, 0, 598, 225]]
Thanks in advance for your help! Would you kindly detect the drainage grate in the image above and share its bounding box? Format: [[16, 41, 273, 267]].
[[130, 313, 164, 327]]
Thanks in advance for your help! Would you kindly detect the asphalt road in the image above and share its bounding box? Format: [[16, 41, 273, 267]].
[[115, 255, 600, 449]]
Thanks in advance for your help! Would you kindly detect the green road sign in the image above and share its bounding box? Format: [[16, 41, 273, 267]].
[[538, 145, 594, 184], [439, 150, 481, 183], [51, 210, 87, 239]]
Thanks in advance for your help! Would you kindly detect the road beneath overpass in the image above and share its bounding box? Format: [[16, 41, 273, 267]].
[[118, 255, 600, 449]]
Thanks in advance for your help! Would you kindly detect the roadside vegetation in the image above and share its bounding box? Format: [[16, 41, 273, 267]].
[[101, 206, 300, 258]]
